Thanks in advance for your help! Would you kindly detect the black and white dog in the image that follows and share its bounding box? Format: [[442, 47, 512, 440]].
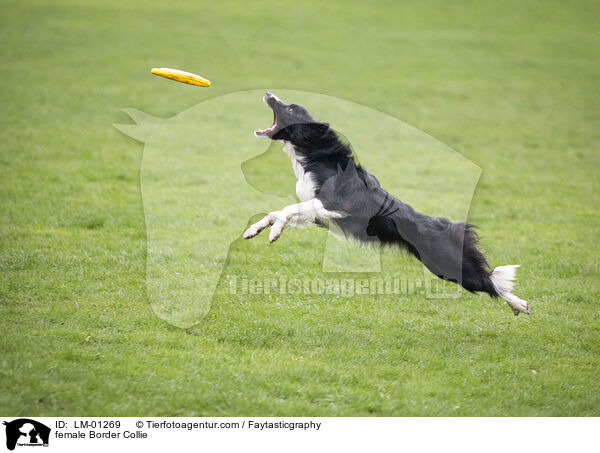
[[244, 92, 530, 315]]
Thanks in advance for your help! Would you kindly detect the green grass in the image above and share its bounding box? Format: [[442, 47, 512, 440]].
[[1, 0, 599, 416]]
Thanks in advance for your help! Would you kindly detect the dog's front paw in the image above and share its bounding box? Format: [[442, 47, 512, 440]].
[[269, 221, 285, 243], [243, 226, 259, 239], [243, 215, 275, 240]]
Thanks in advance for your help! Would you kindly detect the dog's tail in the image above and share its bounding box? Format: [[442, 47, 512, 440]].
[[487, 264, 530, 315], [460, 226, 530, 315]]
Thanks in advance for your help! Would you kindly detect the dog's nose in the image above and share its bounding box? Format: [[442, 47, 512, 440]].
[[265, 91, 272, 97]]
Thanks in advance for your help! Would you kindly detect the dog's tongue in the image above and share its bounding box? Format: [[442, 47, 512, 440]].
[[255, 126, 272, 135]]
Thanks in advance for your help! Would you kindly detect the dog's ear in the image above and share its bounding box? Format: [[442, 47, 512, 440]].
[[271, 127, 290, 141], [311, 122, 330, 137], [285, 122, 330, 144]]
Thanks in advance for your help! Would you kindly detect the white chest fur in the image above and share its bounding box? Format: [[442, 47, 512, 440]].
[[282, 141, 316, 202]]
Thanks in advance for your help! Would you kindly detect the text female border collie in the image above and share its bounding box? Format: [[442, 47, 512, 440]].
[[244, 92, 530, 315]]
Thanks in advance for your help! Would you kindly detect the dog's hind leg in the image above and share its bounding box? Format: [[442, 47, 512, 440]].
[[243, 199, 342, 243]]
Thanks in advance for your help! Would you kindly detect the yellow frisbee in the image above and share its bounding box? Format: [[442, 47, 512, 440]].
[[151, 67, 211, 87]]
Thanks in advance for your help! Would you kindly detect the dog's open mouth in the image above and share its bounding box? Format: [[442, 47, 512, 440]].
[[254, 92, 282, 137], [255, 111, 277, 137]]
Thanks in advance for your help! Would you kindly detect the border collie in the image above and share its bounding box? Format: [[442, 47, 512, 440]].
[[244, 92, 530, 315]]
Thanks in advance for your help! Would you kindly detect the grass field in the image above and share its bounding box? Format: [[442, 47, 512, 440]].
[[1, 0, 599, 416]]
